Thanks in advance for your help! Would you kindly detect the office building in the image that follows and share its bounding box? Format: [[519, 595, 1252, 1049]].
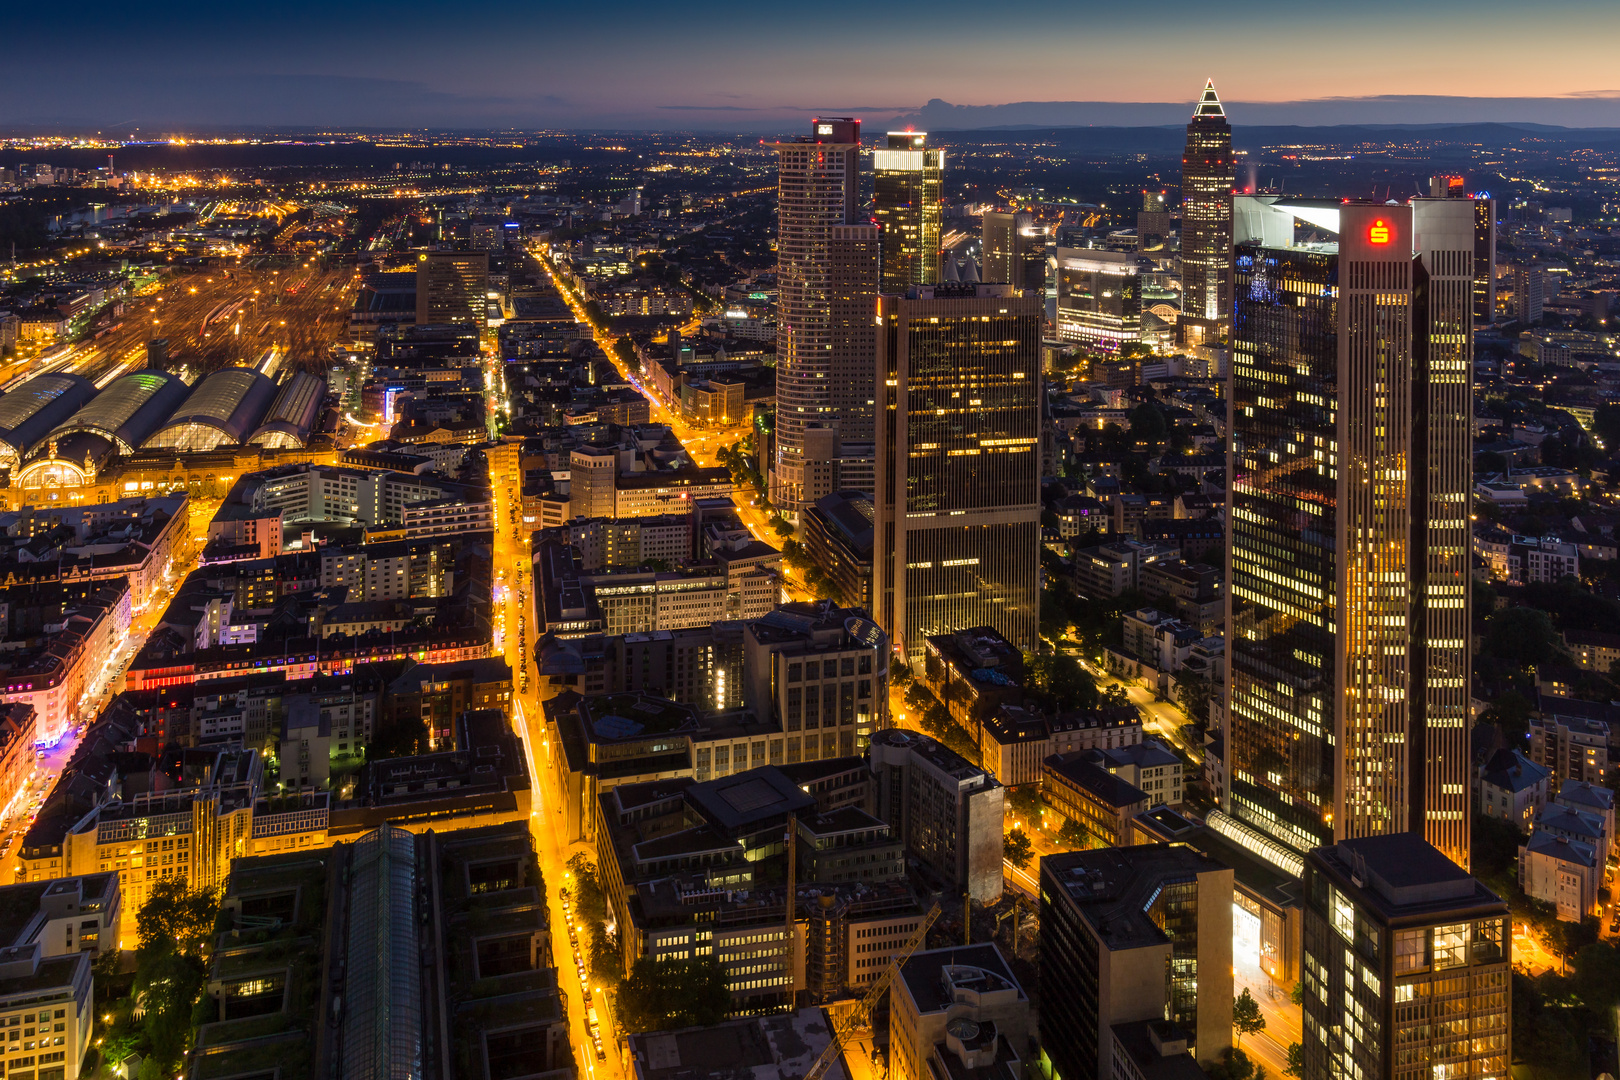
[[1137, 190, 1173, 252], [1179, 81, 1234, 344], [1474, 197, 1497, 323], [981, 212, 1048, 298], [0, 874, 119, 960], [1054, 249, 1149, 349], [870, 729, 1004, 902], [1039, 845, 1233, 1080], [1224, 197, 1475, 868], [1430, 179, 1499, 324], [415, 250, 488, 327], [771, 118, 880, 516], [1514, 265, 1544, 324], [890, 944, 1029, 1080], [874, 132, 944, 292], [873, 283, 1042, 665], [1301, 835, 1509, 1080]]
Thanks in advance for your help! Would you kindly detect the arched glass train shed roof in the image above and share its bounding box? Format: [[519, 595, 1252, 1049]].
[[145, 367, 278, 452], [0, 373, 98, 467], [247, 371, 326, 449], [43, 370, 190, 455]]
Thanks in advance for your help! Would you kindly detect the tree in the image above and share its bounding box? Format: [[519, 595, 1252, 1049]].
[[616, 956, 731, 1033], [1284, 1043, 1304, 1079], [1056, 818, 1090, 850], [1596, 402, 1620, 452], [1172, 669, 1212, 723], [1004, 830, 1034, 869], [136, 877, 218, 959], [1023, 650, 1099, 712], [1005, 784, 1043, 822], [1101, 685, 1130, 709], [1571, 941, 1620, 1024], [1233, 988, 1266, 1045], [1205, 1047, 1263, 1080], [1128, 401, 1168, 448], [1288, 980, 1304, 1006], [1483, 605, 1563, 671]]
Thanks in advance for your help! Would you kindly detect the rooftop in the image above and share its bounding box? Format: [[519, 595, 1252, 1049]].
[[1040, 844, 1228, 950]]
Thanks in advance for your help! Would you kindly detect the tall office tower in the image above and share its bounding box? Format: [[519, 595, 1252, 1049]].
[[1225, 197, 1474, 869], [874, 283, 1041, 666], [1473, 197, 1497, 323], [1426, 177, 1498, 324], [874, 132, 945, 292], [772, 118, 878, 516], [981, 212, 1048, 296], [1514, 264, 1545, 324], [1137, 189, 1173, 252], [415, 250, 489, 327], [1179, 80, 1234, 345], [1301, 835, 1509, 1080]]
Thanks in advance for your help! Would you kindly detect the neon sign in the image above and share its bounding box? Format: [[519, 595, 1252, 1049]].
[[1369, 219, 1391, 245]]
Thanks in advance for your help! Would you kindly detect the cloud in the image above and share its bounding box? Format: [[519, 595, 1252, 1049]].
[[658, 105, 764, 112]]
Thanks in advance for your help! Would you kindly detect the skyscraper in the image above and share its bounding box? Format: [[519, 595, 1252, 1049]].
[[1179, 81, 1234, 345], [1223, 197, 1474, 869], [874, 283, 1041, 666], [1426, 176, 1497, 325], [981, 212, 1048, 297], [874, 131, 944, 292], [1473, 196, 1497, 324], [415, 250, 488, 327], [771, 118, 880, 516]]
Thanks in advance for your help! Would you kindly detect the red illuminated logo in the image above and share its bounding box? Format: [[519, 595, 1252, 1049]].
[[1369, 219, 1391, 245]]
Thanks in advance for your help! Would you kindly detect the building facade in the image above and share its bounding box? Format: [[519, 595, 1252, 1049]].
[[415, 250, 488, 327], [874, 283, 1042, 665], [1224, 197, 1475, 868], [1301, 835, 1509, 1080], [1179, 81, 1234, 344], [874, 132, 944, 293], [771, 118, 880, 516]]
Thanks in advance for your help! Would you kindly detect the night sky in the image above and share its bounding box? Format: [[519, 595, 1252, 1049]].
[[6, 0, 1620, 131]]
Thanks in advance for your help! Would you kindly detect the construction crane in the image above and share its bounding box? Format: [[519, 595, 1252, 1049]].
[[802, 901, 942, 1080]]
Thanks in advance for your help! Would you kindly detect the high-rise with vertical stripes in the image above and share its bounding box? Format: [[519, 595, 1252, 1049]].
[[1223, 197, 1474, 869], [770, 118, 880, 517]]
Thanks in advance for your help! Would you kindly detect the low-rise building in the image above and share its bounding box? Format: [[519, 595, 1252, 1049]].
[[1044, 751, 1149, 847], [1095, 738, 1182, 808], [1476, 748, 1551, 831], [1521, 830, 1602, 921], [1530, 708, 1610, 786]]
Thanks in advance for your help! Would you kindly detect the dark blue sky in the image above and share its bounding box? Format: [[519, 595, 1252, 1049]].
[[6, 0, 1620, 131]]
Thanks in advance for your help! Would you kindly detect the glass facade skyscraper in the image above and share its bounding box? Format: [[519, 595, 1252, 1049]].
[[874, 132, 944, 293], [1180, 81, 1234, 344], [874, 283, 1041, 666], [1225, 197, 1474, 870]]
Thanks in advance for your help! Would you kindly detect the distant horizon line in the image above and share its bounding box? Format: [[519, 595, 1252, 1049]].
[[4, 91, 1620, 135]]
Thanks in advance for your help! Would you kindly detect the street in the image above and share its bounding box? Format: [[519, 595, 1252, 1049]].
[[530, 249, 819, 602], [490, 460, 628, 1080]]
